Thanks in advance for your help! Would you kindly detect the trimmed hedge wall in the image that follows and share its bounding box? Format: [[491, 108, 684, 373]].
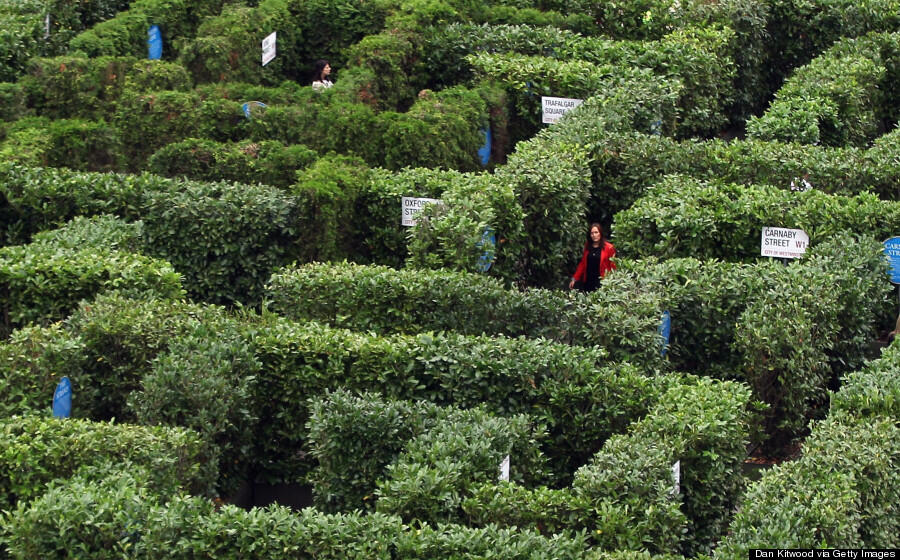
[[765, 0, 900, 92], [0, 415, 214, 512], [178, 0, 391, 87], [0, 0, 132, 82], [614, 175, 900, 261], [308, 367, 674, 512], [0, 116, 123, 171], [831, 342, 900, 419], [462, 377, 757, 555], [307, 390, 449, 513], [584, 128, 900, 225], [248, 312, 661, 483], [1, 485, 592, 559], [265, 261, 667, 368], [0, 242, 183, 337], [467, 53, 681, 140], [617, 235, 891, 443], [715, 410, 900, 554], [583, 0, 768, 118], [0, 291, 668, 486], [137, 179, 304, 305], [18, 56, 191, 121], [147, 138, 318, 188], [68, 0, 226, 59], [374, 405, 549, 525], [748, 32, 900, 147], [0, 165, 308, 305], [427, 24, 736, 137]]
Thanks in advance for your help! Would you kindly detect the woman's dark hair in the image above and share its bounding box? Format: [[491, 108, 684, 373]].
[[312, 59, 329, 81], [585, 222, 606, 247]]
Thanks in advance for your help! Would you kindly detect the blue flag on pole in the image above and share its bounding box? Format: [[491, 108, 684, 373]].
[[52, 377, 72, 418], [148, 25, 162, 60]]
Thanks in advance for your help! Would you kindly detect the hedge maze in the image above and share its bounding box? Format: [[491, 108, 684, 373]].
[[1, 0, 899, 556]]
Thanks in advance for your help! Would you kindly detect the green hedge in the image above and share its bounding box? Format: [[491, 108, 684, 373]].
[[585, 129, 900, 226], [68, 0, 226, 59], [574, 378, 756, 555], [246, 83, 497, 172], [127, 318, 261, 496], [467, 53, 680, 139], [178, 0, 390, 86], [248, 312, 639, 482], [138, 179, 304, 305], [748, 33, 896, 147], [462, 377, 756, 555], [0, 0, 132, 82], [61, 295, 232, 421], [765, 0, 900, 92], [715, 410, 900, 554], [618, 236, 891, 443], [148, 137, 318, 188], [3, 292, 662, 486], [426, 24, 735, 137], [0, 325, 86, 419], [29, 214, 143, 253], [1, 484, 591, 559], [0, 415, 214, 512], [0, 116, 124, 171], [0, 165, 310, 305], [307, 390, 449, 513], [19, 56, 190, 121], [308, 369, 673, 513], [0, 242, 183, 337], [830, 342, 900, 419], [374, 406, 548, 525], [614, 175, 900, 261], [0, 163, 174, 245], [112, 89, 245, 169], [265, 261, 667, 368], [391, 167, 524, 280], [0, 82, 26, 121], [583, 0, 768, 118]]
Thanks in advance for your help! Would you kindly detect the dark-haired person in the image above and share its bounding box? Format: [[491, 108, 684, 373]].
[[569, 223, 616, 292], [312, 59, 333, 91]]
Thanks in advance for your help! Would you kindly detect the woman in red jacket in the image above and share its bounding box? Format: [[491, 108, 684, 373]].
[[569, 223, 616, 292]]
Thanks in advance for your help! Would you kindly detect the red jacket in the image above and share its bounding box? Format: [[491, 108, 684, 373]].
[[573, 242, 616, 281]]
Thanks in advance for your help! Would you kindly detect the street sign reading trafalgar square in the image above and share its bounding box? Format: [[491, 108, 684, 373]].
[[541, 96, 583, 124]]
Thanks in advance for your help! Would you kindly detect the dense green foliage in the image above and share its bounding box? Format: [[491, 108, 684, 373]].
[[0, 415, 214, 511], [2, 0, 900, 553], [749, 32, 900, 146], [715, 410, 900, 554], [615, 176, 900, 260]]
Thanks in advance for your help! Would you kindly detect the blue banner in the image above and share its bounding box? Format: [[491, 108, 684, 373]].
[[478, 127, 492, 166], [52, 377, 72, 418], [476, 227, 496, 272], [659, 311, 671, 357], [148, 25, 162, 60], [241, 101, 268, 119]]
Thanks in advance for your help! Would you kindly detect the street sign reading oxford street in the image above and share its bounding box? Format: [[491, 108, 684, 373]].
[[401, 197, 443, 227], [884, 237, 900, 284], [760, 227, 809, 259]]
